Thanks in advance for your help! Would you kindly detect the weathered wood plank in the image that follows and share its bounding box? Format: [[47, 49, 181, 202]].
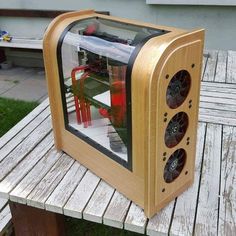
[[0, 205, 11, 233], [201, 86, 236, 95], [170, 123, 206, 236], [200, 90, 236, 100], [124, 202, 147, 235], [201, 53, 208, 79], [226, 50, 236, 84], [0, 117, 52, 181], [27, 154, 74, 209], [0, 133, 54, 199], [103, 191, 131, 229], [0, 198, 8, 211], [45, 161, 87, 214], [0, 98, 49, 150], [194, 124, 222, 236], [201, 81, 236, 89], [199, 108, 236, 126], [64, 170, 100, 219], [199, 115, 236, 127], [214, 50, 227, 83], [202, 50, 218, 82], [218, 125, 236, 236], [0, 106, 50, 163], [9, 146, 62, 204], [83, 180, 114, 223], [146, 202, 175, 236], [200, 101, 236, 113], [200, 96, 236, 106], [199, 108, 236, 120]]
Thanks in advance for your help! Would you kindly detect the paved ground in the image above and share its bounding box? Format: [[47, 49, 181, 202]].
[[0, 66, 47, 102]]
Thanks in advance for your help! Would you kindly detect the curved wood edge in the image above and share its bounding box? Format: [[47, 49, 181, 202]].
[[131, 28, 204, 217]]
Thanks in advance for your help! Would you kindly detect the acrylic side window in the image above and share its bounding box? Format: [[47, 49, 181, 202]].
[[57, 17, 167, 169]]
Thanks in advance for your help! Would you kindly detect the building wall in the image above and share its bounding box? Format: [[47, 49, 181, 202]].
[[0, 0, 236, 50]]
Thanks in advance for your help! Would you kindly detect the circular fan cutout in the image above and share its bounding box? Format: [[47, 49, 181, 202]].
[[166, 70, 191, 109], [164, 149, 186, 183], [165, 112, 188, 148]]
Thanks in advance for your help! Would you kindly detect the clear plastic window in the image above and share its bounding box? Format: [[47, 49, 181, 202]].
[[58, 17, 167, 168]]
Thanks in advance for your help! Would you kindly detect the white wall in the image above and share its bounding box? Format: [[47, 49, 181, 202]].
[[0, 0, 236, 50]]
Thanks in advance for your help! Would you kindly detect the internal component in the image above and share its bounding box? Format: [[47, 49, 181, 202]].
[[165, 112, 188, 148], [166, 70, 191, 109], [164, 149, 186, 183]]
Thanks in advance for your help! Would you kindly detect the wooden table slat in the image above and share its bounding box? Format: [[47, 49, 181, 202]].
[[201, 86, 236, 95], [9, 146, 63, 204], [226, 50, 236, 84], [83, 180, 115, 224], [103, 191, 131, 229], [199, 109, 236, 126], [218, 126, 236, 236], [0, 117, 52, 181], [146, 201, 175, 236], [0, 205, 11, 233], [200, 101, 236, 113], [0, 98, 49, 150], [0, 199, 8, 212], [170, 122, 206, 235], [201, 54, 208, 79], [124, 202, 147, 235], [201, 81, 236, 89], [194, 124, 222, 235], [202, 50, 218, 82], [45, 161, 87, 214], [200, 90, 236, 100], [200, 96, 236, 106], [199, 115, 236, 127], [0, 106, 50, 163], [0, 133, 54, 198], [214, 50, 227, 83], [63, 170, 100, 219], [27, 154, 74, 209], [199, 108, 236, 119]]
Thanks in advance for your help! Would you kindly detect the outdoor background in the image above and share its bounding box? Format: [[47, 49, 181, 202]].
[[0, 0, 236, 50]]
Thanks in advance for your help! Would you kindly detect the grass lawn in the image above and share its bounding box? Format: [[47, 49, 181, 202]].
[[0, 97, 39, 137], [65, 217, 142, 236], [0, 97, 141, 235]]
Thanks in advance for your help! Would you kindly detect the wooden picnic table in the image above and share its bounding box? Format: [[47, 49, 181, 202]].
[[0, 50, 235, 236]]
